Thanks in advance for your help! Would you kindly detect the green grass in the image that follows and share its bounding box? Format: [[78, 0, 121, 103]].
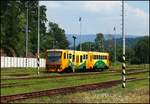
[[1, 72, 120, 96], [12, 78, 149, 103], [1, 64, 149, 103], [1, 71, 149, 96], [0, 68, 61, 79], [110, 62, 149, 71]]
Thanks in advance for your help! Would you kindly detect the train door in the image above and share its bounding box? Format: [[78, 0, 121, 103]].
[[87, 52, 93, 70], [76, 55, 79, 66], [61, 51, 68, 71]]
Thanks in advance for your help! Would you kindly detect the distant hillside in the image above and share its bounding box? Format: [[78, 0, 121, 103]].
[[66, 34, 145, 47], [105, 37, 143, 48]]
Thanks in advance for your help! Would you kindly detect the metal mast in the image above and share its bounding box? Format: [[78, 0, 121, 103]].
[[72, 35, 77, 72], [114, 27, 116, 65], [122, 0, 126, 88], [25, 1, 29, 68], [79, 17, 82, 51], [37, 1, 40, 75]]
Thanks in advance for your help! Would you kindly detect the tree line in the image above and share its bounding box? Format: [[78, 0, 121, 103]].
[[0, 1, 149, 64], [77, 33, 149, 64], [0, 1, 69, 57]]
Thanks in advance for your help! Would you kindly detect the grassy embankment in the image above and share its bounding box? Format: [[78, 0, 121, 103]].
[[0, 64, 149, 103], [12, 78, 149, 103], [1, 65, 149, 96]]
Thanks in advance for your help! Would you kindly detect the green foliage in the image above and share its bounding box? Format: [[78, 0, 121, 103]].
[[131, 36, 149, 64], [0, 1, 26, 56], [95, 33, 105, 52], [104, 36, 149, 64], [45, 22, 69, 49], [0, 1, 69, 57], [76, 42, 95, 51], [76, 33, 105, 52]]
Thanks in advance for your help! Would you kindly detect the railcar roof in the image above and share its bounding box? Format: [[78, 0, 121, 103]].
[[46, 49, 109, 54]]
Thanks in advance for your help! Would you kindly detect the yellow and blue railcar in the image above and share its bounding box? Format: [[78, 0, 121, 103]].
[[46, 49, 109, 72]]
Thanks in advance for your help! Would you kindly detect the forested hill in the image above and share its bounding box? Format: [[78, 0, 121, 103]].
[[105, 37, 144, 48], [66, 34, 146, 48]]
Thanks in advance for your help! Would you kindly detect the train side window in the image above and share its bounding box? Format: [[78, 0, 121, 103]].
[[99, 55, 100, 59], [64, 53, 66, 59], [69, 54, 72, 59], [72, 55, 75, 62], [94, 55, 96, 59], [80, 55, 83, 63], [101, 56, 103, 59], [83, 55, 85, 59], [103, 56, 105, 59], [86, 55, 88, 59], [106, 56, 108, 59], [68, 54, 71, 59]]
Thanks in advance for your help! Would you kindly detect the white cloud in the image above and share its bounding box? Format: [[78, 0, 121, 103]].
[[127, 5, 148, 18], [40, 1, 61, 9], [39, 1, 149, 35], [83, 1, 121, 13], [124, 3, 149, 35]]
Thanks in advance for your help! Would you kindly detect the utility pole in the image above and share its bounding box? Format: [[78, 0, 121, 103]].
[[53, 40, 55, 49], [72, 35, 77, 72], [37, 1, 40, 75], [114, 27, 116, 65], [79, 17, 82, 51], [122, 0, 126, 88], [89, 42, 91, 51], [25, 1, 29, 69]]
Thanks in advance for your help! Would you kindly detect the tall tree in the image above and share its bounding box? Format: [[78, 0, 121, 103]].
[[77, 42, 95, 51], [45, 22, 69, 49], [0, 1, 48, 56], [95, 33, 105, 52], [133, 36, 149, 64], [0, 1, 26, 56]]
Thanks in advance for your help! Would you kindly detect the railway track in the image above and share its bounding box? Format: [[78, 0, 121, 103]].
[[2, 69, 148, 81], [1, 77, 146, 103], [1, 71, 116, 80], [0, 83, 29, 88], [0, 70, 148, 89]]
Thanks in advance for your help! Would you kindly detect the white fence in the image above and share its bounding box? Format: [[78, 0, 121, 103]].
[[0, 56, 46, 68]]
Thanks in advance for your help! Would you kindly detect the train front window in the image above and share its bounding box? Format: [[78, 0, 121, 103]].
[[47, 51, 62, 62]]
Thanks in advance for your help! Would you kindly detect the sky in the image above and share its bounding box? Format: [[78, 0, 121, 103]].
[[40, 1, 149, 36]]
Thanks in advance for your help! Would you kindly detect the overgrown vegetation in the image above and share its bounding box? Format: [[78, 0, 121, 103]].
[[0, 1, 69, 57], [77, 34, 149, 64]]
